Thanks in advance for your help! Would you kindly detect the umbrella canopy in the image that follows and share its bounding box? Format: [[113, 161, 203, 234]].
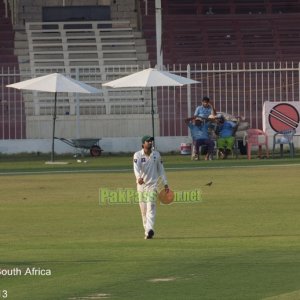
[[103, 68, 199, 141], [7, 73, 101, 162], [7, 72, 100, 93], [102, 68, 198, 88]]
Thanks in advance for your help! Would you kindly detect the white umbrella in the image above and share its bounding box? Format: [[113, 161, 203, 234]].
[[7, 73, 101, 161], [103, 68, 199, 140]]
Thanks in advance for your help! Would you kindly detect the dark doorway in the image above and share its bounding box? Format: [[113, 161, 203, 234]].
[[42, 6, 111, 22]]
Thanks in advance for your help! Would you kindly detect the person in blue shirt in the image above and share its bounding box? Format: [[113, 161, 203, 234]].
[[185, 117, 215, 160], [194, 96, 216, 119], [216, 115, 237, 159]]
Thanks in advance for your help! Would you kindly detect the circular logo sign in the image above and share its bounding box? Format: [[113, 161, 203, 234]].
[[268, 103, 299, 132]]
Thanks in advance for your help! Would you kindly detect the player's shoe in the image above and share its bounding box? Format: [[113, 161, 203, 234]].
[[145, 229, 154, 239]]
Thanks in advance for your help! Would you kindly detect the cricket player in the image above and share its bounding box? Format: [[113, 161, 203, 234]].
[[133, 135, 169, 239]]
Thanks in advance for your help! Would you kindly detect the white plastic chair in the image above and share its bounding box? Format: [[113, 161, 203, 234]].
[[272, 129, 296, 158]]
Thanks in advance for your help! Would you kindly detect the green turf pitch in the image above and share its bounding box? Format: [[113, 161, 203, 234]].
[[1, 157, 300, 299]]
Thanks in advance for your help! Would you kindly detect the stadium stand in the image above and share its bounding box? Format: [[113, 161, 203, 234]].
[[0, 0, 25, 139], [139, 0, 300, 65], [22, 19, 150, 117], [138, 0, 300, 133], [0, 0, 158, 139], [26, 20, 147, 71], [1, 0, 300, 140]]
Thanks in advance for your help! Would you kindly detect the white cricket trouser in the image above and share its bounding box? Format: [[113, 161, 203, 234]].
[[138, 191, 157, 235]]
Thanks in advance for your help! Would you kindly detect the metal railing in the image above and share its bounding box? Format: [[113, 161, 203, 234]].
[[1, 62, 300, 139]]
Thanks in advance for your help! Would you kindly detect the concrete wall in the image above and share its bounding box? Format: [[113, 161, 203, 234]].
[[0, 136, 191, 155], [26, 114, 160, 138], [1, 136, 299, 155]]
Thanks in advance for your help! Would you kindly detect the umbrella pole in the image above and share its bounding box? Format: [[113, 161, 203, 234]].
[[51, 92, 57, 162], [151, 87, 155, 144]]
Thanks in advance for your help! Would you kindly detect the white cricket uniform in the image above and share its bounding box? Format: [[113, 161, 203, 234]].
[[133, 149, 167, 236]]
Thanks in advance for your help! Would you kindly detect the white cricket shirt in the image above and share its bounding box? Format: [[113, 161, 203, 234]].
[[133, 149, 167, 192]]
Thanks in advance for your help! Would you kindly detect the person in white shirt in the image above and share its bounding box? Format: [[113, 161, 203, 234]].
[[133, 135, 169, 239]]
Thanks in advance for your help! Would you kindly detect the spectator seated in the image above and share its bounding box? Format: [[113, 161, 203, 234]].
[[215, 114, 238, 159], [185, 116, 215, 161]]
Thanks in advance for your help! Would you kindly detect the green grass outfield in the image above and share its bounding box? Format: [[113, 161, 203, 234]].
[[1, 154, 300, 300]]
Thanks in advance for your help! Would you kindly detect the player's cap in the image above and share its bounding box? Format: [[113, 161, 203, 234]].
[[202, 96, 210, 101], [141, 135, 154, 144]]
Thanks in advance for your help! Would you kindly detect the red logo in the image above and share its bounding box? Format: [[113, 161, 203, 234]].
[[268, 103, 299, 132]]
